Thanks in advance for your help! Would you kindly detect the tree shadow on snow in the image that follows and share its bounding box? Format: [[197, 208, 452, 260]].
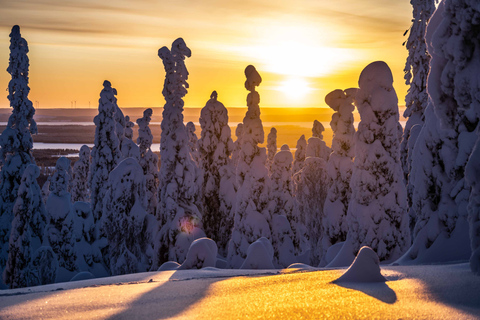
[[106, 269, 277, 319], [333, 281, 397, 304]]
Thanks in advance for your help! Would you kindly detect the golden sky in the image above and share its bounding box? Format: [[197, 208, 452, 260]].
[[0, 0, 413, 109]]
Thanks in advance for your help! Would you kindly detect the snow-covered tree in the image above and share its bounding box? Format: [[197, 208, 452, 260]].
[[121, 115, 140, 160], [227, 65, 275, 268], [293, 135, 307, 175], [0, 25, 37, 280], [137, 108, 159, 216], [312, 120, 325, 139], [113, 88, 126, 153], [332, 61, 409, 266], [197, 91, 235, 256], [270, 145, 296, 267], [103, 158, 153, 275], [155, 39, 203, 267], [71, 145, 90, 203], [232, 123, 244, 168], [45, 157, 77, 279], [401, 0, 436, 185], [41, 179, 50, 206], [308, 121, 331, 161], [466, 137, 480, 274], [186, 121, 200, 165], [294, 157, 329, 266], [90, 80, 121, 222], [3, 164, 47, 288], [398, 0, 476, 265], [266, 127, 277, 172], [321, 88, 356, 266]]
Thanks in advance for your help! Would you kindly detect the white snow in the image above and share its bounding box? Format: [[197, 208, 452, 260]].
[[178, 238, 218, 270], [240, 237, 275, 270], [334, 246, 386, 283]]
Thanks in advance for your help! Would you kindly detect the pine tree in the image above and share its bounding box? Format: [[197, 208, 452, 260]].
[[121, 115, 140, 160], [186, 121, 200, 165], [3, 165, 47, 288], [71, 145, 91, 203], [266, 127, 277, 172], [0, 26, 37, 282], [293, 135, 307, 175], [137, 108, 159, 216], [227, 65, 275, 268], [333, 61, 409, 266], [401, 0, 436, 233], [103, 158, 152, 275], [321, 88, 356, 266], [198, 91, 235, 256], [399, 0, 476, 265], [155, 39, 203, 266], [270, 145, 296, 267], [90, 80, 121, 222], [45, 157, 78, 276]]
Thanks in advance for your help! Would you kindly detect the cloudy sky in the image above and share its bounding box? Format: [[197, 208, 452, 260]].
[[0, 0, 414, 109]]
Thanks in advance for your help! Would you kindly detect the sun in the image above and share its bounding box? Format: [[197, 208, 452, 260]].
[[276, 77, 315, 100]]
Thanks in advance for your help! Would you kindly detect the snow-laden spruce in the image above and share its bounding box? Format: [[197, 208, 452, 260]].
[[155, 39, 203, 267], [103, 158, 154, 275], [0, 26, 37, 282], [45, 157, 78, 281], [309, 121, 331, 161], [398, 0, 476, 265], [294, 156, 329, 266], [266, 127, 277, 172], [270, 145, 297, 267], [331, 61, 409, 267], [90, 81, 121, 222], [293, 135, 307, 175], [3, 164, 48, 288], [186, 121, 200, 165], [121, 115, 140, 160], [227, 65, 275, 268], [467, 136, 480, 274], [321, 88, 356, 266], [232, 123, 244, 168], [197, 91, 235, 256], [71, 145, 91, 203], [136, 108, 159, 216], [113, 87, 126, 154], [401, 0, 436, 233]]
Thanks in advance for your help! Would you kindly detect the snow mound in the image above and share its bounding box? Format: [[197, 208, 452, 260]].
[[240, 237, 275, 270], [178, 238, 218, 270], [70, 272, 95, 282], [158, 261, 181, 271], [334, 246, 386, 283], [244, 65, 262, 91], [287, 263, 317, 271], [358, 61, 393, 92]]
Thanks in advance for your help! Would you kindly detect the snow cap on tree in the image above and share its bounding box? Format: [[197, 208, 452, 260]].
[[293, 134, 307, 175], [312, 120, 325, 139]]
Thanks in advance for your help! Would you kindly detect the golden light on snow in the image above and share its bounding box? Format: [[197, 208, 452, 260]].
[[276, 77, 316, 101]]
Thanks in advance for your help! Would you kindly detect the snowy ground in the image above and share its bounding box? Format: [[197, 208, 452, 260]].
[[0, 263, 479, 319]]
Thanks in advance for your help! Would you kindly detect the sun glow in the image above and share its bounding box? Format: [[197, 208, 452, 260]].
[[276, 77, 315, 100]]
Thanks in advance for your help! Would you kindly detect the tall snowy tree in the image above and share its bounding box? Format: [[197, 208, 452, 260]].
[[197, 91, 235, 256], [266, 127, 277, 172], [113, 87, 126, 154], [103, 158, 153, 275], [71, 145, 91, 203], [90, 80, 121, 222], [270, 145, 296, 267], [401, 0, 436, 183], [466, 137, 480, 274], [3, 164, 47, 288], [401, 0, 436, 234], [121, 115, 140, 160], [45, 157, 78, 280], [155, 39, 203, 267], [331, 62, 409, 267], [0, 26, 37, 283], [137, 108, 159, 216], [293, 135, 307, 175], [232, 123, 244, 168], [294, 156, 329, 266], [186, 121, 200, 165], [312, 120, 325, 139], [227, 65, 275, 268], [398, 0, 476, 265], [321, 88, 356, 266]]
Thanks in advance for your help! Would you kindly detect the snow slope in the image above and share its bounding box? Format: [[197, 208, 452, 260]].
[[0, 263, 478, 319]]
